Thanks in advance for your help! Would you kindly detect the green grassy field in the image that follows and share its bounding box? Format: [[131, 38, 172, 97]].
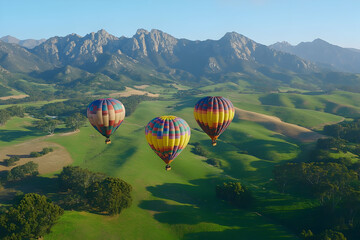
[[40, 100, 302, 240], [4, 89, 360, 239], [0, 116, 46, 147]]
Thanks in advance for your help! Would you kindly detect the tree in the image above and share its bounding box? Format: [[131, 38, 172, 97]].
[[65, 113, 87, 131], [34, 119, 61, 135], [58, 166, 106, 194], [216, 182, 253, 208], [205, 158, 222, 168], [0, 193, 64, 239], [316, 230, 347, 240], [316, 137, 346, 151], [300, 229, 314, 239], [191, 142, 208, 156], [0, 109, 10, 125], [273, 163, 302, 193], [87, 177, 132, 215], [5, 106, 25, 118], [29, 147, 53, 158], [3, 156, 20, 167], [6, 161, 39, 182]]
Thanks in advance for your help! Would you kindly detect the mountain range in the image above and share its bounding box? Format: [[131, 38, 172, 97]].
[[269, 39, 360, 73], [1, 29, 360, 98]]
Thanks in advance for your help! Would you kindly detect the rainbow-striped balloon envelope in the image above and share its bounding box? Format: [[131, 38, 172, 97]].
[[87, 98, 126, 144], [194, 96, 234, 146], [145, 116, 191, 170]]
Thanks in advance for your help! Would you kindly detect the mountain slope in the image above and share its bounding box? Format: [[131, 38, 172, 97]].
[[0, 41, 52, 72], [269, 39, 360, 73], [0, 35, 46, 49], [31, 29, 317, 75]]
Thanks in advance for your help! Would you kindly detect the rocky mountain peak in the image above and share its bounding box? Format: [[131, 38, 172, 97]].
[[85, 29, 118, 41], [221, 32, 249, 42], [219, 31, 258, 60], [129, 28, 178, 56], [312, 38, 328, 44], [135, 29, 149, 36], [278, 41, 292, 46]]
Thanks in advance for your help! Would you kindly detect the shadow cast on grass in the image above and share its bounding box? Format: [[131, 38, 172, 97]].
[[0, 176, 59, 205], [3, 176, 59, 196], [139, 178, 302, 239], [0, 129, 43, 142], [140, 178, 254, 225]]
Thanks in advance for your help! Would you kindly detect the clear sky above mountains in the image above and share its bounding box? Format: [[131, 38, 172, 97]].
[[1, 0, 359, 48]]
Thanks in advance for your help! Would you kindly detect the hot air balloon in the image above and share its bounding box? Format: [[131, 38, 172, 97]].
[[194, 96, 234, 146], [87, 98, 125, 144], [145, 116, 191, 170]]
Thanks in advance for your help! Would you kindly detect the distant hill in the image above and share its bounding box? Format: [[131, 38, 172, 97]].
[[0, 35, 46, 49], [269, 39, 360, 73], [0, 41, 52, 72]]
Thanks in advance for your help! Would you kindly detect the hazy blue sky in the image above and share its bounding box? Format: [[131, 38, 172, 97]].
[[1, 0, 359, 48]]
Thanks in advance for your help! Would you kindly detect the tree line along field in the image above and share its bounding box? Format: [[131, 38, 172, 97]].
[[1, 86, 360, 239]]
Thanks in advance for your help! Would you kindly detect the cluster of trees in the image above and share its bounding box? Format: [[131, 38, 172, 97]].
[[173, 89, 204, 98], [191, 142, 223, 168], [34, 113, 86, 135], [29, 95, 154, 135], [191, 142, 208, 156], [301, 229, 347, 240], [58, 166, 132, 215], [27, 95, 154, 120], [30, 147, 53, 158], [65, 112, 87, 131], [273, 123, 360, 239], [3, 156, 20, 167], [27, 98, 91, 118], [4, 161, 39, 182], [216, 182, 253, 208], [273, 162, 358, 204], [206, 158, 222, 168], [0, 106, 25, 125], [0, 193, 64, 240], [324, 119, 360, 143], [34, 119, 61, 135]]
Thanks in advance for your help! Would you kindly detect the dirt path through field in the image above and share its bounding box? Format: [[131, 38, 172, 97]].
[[0, 136, 73, 174], [235, 107, 324, 142]]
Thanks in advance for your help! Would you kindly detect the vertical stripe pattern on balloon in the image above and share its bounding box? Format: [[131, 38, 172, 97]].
[[145, 116, 191, 164], [87, 98, 125, 138], [194, 96, 234, 142]]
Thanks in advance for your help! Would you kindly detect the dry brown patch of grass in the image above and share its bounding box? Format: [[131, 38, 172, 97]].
[[0, 94, 29, 100], [110, 87, 159, 98], [133, 85, 150, 89], [0, 138, 73, 174]]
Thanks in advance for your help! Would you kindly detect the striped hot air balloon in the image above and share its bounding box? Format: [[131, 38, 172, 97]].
[[87, 98, 125, 144], [145, 116, 191, 170], [194, 96, 234, 146]]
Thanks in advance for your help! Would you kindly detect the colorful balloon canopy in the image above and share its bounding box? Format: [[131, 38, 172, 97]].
[[87, 98, 125, 144], [194, 96, 234, 146], [145, 116, 191, 170]]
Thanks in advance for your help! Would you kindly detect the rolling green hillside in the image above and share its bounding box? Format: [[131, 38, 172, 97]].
[[42, 100, 301, 240], [2, 86, 360, 239]]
